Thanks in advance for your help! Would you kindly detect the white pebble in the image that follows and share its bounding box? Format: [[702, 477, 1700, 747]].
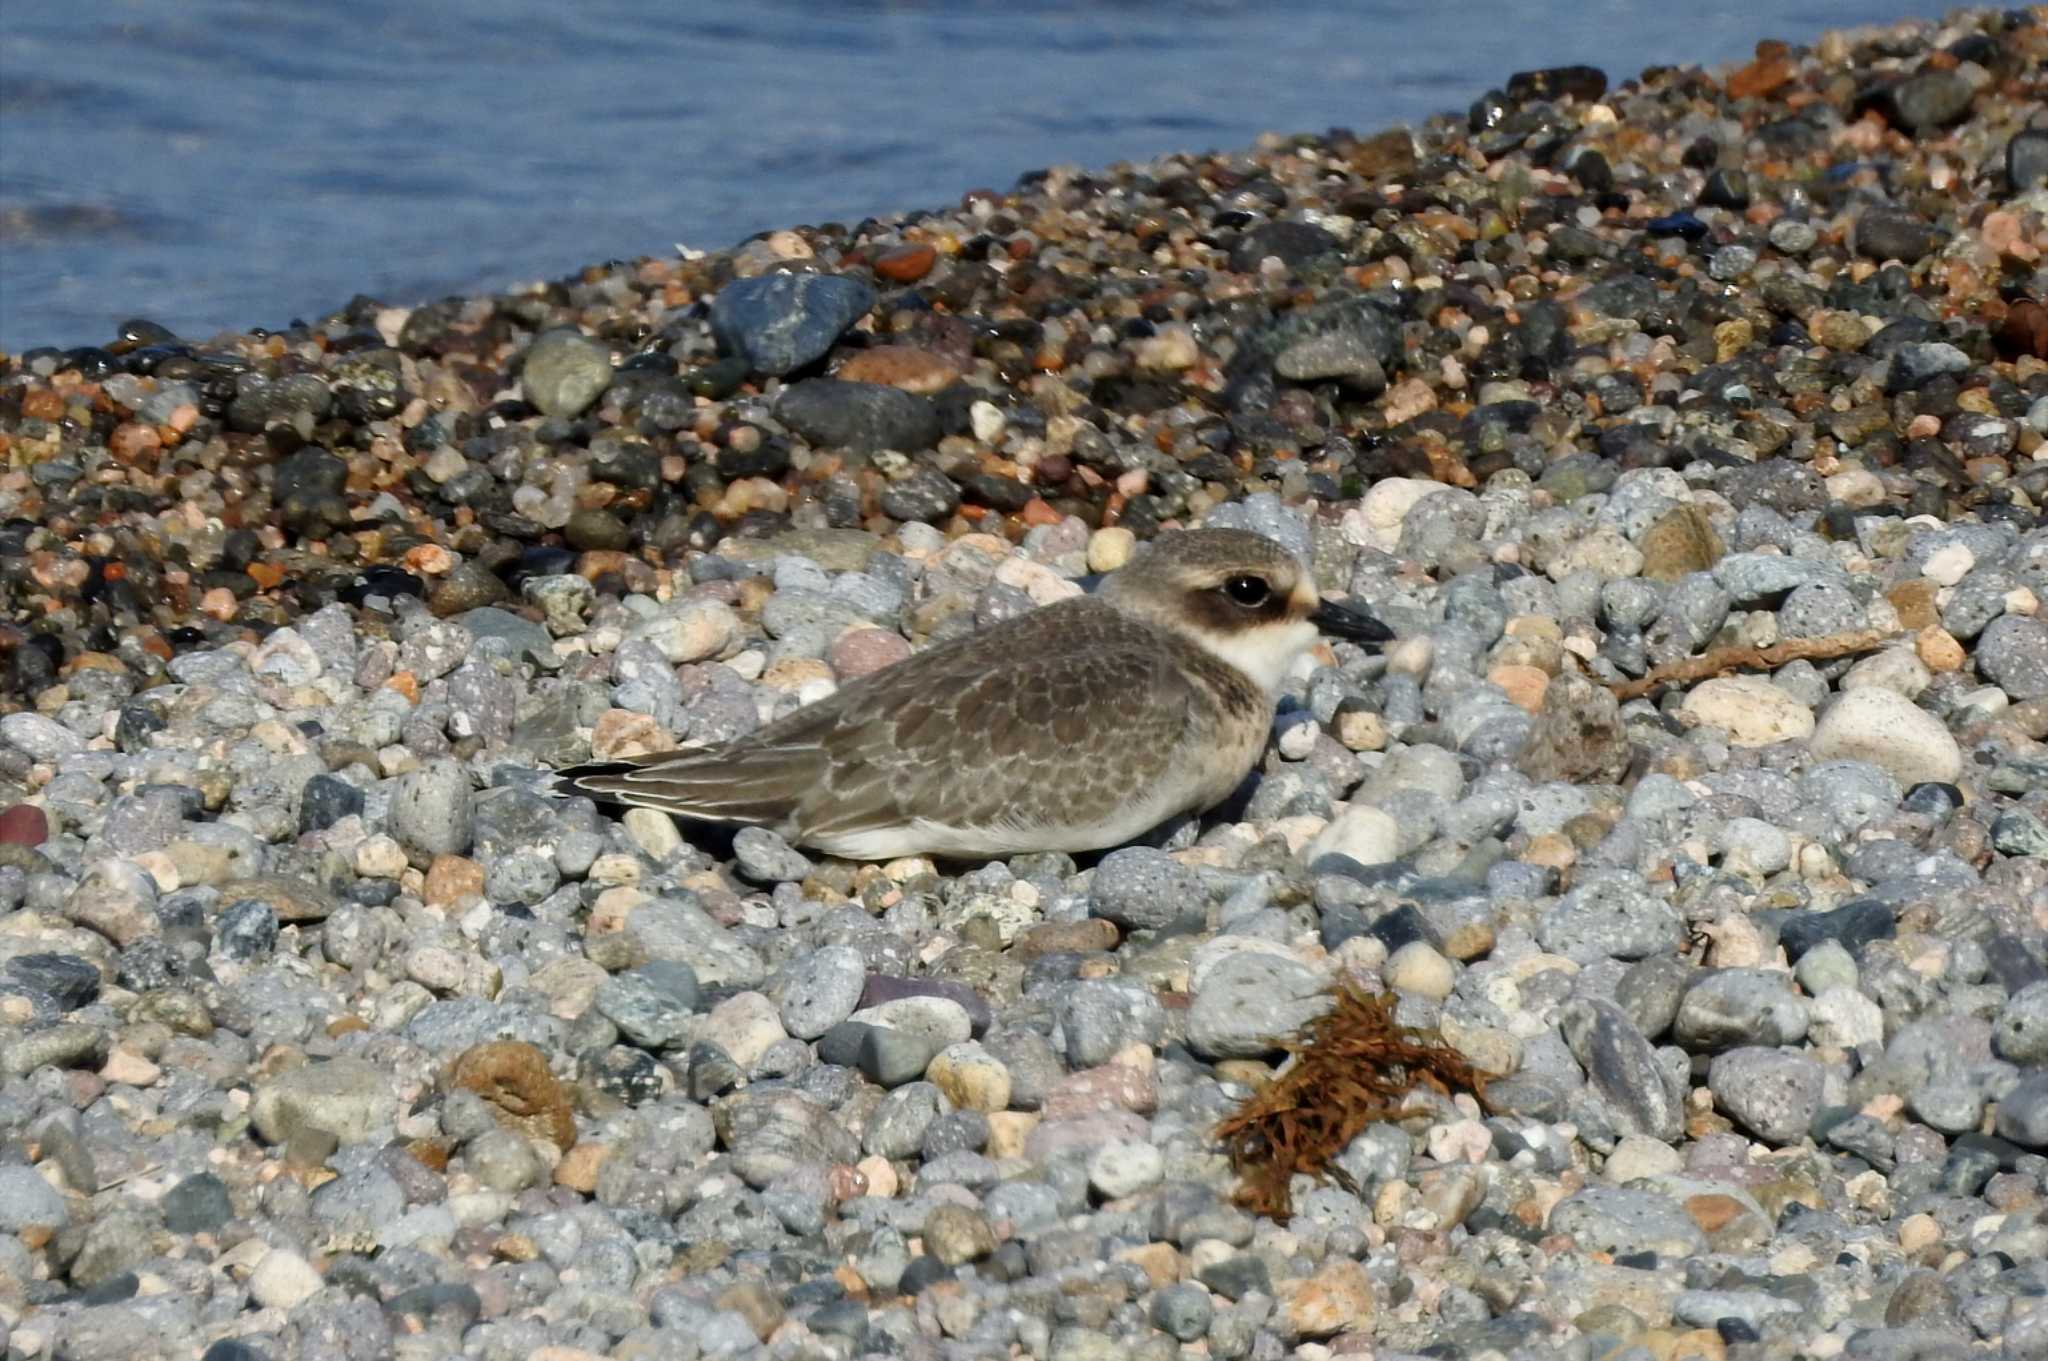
[[1810, 687, 1961, 786], [1307, 805, 1401, 867], [1088, 1139, 1166, 1199], [248, 1247, 324, 1310], [1603, 1135, 1683, 1184], [623, 807, 683, 860], [1678, 676, 1814, 747], [1385, 942, 1455, 999], [970, 400, 1007, 444], [1921, 543, 1974, 587]]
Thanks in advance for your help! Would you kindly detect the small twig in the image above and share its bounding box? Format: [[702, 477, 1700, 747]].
[[1602, 628, 1897, 702]]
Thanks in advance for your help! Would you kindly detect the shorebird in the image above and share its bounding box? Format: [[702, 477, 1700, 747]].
[[557, 528, 1391, 859]]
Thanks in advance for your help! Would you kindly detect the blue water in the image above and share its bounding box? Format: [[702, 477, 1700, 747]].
[[1, 0, 1918, 351]]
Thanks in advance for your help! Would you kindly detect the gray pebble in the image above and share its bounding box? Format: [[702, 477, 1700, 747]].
[[1186, 953, 1329, 1059], [389, 759, 474, 858], [1707, 1047, 1824, 1144]]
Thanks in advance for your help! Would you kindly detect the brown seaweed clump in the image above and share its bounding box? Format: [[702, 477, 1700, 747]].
[[447, 1039, 579, 1152], [1215, 983, 1491, 1220]]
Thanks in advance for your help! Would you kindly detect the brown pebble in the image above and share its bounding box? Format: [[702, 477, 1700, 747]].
[[1009, 919, 1119, 958], [874, 243, 937, 282], [552, 1140, 610, 1193], [423, 854, 485, 905], [835, 344, 961, 394]]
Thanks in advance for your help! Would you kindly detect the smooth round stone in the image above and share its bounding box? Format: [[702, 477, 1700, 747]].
[[1997, 1074, 2048, 1149], [733, 826, 813, 884], [1307, 805, 1401, 869], [1809, 688, 1961, 786], [827, 627, 912, 680], [1548, 1186, 1708, 1258], [1996, 980, 2048, 1064], [923, 1204, 996, 1265], [596, 969, 696, 1049], [1839, 647, 1931, 699], [776, 944, 867, 1040], [1560, 998, 1682, 1142], [0, 712, 87, 759], [1979, 616, 2048, 700], [520, 328, 614, 418], [1769, 219, 1818, 254], [779, 379, 942, 457], [628, 601, 738, 664], [1538, 879, 1684, 964], [711, 272, 875, 376], [701, 990, 786, 1070], [389, 759, 473, 858], [466, 1127, 546, 1192], [1353, 478, 1450, 551], [1719, 817, 1791, 876], [162, 1172, 233, 1235], [1708, 1047, 1825, 1144], [0, 1165, 70, 1230], [1602, 1135, 1683, 1184], [250, 1056, 396, 1146], [1088, 847, 1204, 930], [1807, 986, 1883, 1050], [1087, 527, 1136, 573], [1185, 952, 1329, 1059], [926, 1041, 1011, 1113], [247, 1247, 323, 1310], [1384, 941, 1455, 999], [1674, 969, 1809, 1051], [1678, 676, 1814, 746], [1151, 1283, 1214, 1342], [1087, 1138, 1165, 1199], [1793, 940, 1858, 995], [1056, 978, 1166, 1068], [0, 804, 50, 846], [864, 1081, 949, 1158], [848, 996, 973, 1047], [297, 773, 365, 834]]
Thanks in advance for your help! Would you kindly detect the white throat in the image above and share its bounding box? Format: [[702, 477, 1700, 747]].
[[1182, 618, 1318, 695]]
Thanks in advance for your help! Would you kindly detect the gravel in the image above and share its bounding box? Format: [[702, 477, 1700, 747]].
[[6, 9, 2048, 1360]]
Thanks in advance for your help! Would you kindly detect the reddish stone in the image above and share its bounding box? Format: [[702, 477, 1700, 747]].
[[0, 804, 47, 847], [874, 243, 937, 283], [1726, 56, 1794, 100], [20, 389, 64, 421]]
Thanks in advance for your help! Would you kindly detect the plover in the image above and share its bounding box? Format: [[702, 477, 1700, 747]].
[[557, 528, 1390, 859]]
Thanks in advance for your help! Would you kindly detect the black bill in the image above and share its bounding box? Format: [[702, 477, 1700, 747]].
[[1311, 597, 1394, 646]]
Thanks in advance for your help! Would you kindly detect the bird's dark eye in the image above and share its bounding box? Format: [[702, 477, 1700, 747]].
[[1222, 575, 1271, 607]]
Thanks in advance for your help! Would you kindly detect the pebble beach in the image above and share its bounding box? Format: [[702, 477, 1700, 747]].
[[3, 7, 2048, 1361]]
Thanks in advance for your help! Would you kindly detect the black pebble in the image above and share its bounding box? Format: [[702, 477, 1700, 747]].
[[216, 899, 279, 960], [298, 773, 366, 834]]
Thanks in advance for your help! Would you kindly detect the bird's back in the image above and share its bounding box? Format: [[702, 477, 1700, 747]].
[[561, 594, 1270, 858]]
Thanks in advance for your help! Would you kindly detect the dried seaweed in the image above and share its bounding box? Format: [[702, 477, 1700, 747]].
[[1602, 628, 1894, 702], [1214, 982, 1491, 1220]]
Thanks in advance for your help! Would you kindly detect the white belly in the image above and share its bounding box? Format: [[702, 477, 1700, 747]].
[[806, 783, 1194, 861]]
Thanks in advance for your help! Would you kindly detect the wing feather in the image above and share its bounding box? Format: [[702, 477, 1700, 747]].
[[562, 599, 1219, 852]]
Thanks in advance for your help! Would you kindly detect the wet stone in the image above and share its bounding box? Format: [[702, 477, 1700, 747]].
[[520, 328, 614, 418], [162, 1172, 234, 1235], [712, 272, 875, 376]]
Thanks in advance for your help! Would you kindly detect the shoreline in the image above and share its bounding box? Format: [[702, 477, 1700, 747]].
[[1, 9, 2048, 1361]]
